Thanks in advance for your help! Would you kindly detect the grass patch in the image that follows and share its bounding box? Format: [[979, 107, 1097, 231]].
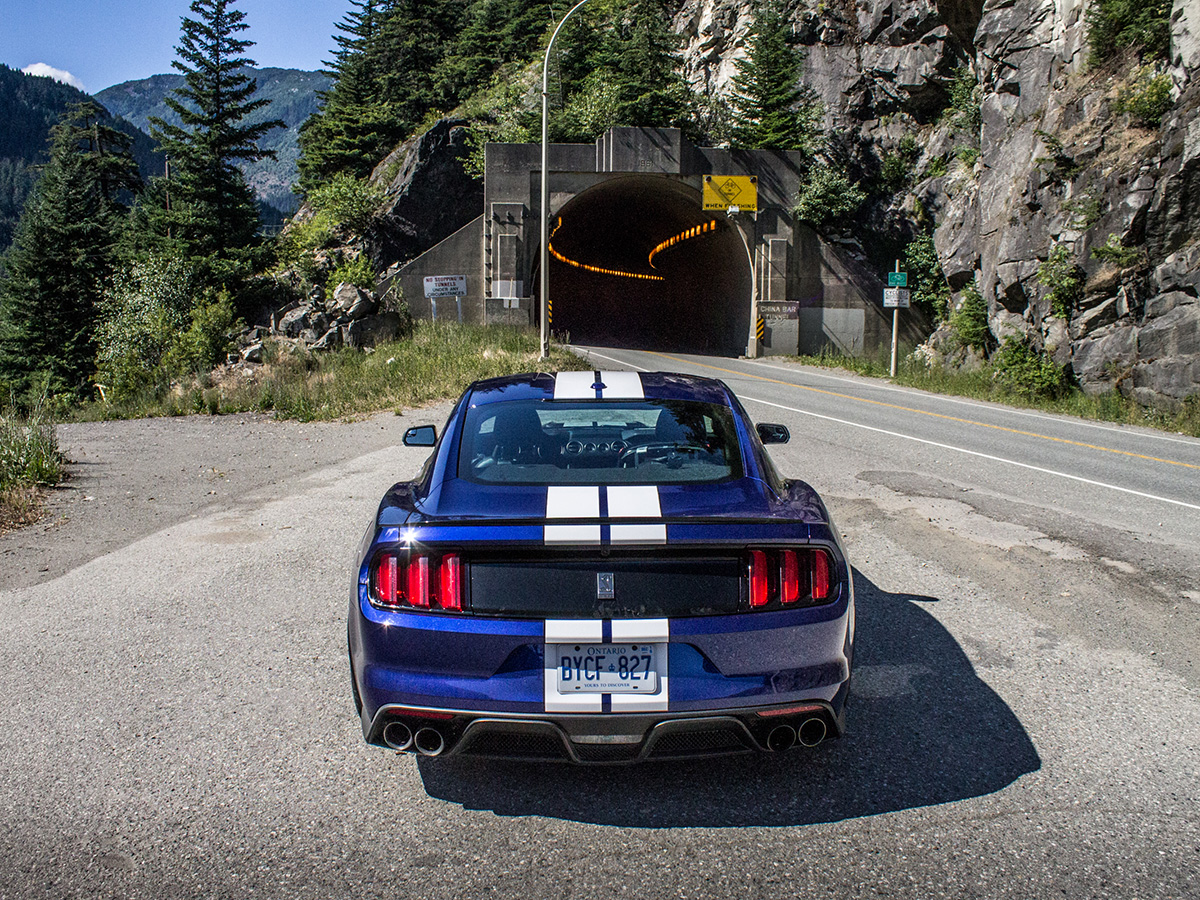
[[79, 321, 590, 422], [0, 396, 64, 530], [784, 350, 1200, 437]]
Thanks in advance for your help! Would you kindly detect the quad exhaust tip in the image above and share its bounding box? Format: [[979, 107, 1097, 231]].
[[766, 725, 796, 752], [382, 721, 413, 752], [414, 727, 446, 757], [797, 717, 827, 748]]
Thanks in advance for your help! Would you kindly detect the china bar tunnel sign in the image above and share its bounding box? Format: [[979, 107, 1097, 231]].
[[424, 275, 467, 298]]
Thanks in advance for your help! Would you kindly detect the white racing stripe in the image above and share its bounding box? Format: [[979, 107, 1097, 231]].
[[553, 371, 597, 400], [547, 485, 600, 517], [597, 370, 644, 399], [543, 485, 666, 545], [552, 369, 645, 400], [545, 485, 602, 544], [607, 485, 661, 517], [608, 485, 666, 543]]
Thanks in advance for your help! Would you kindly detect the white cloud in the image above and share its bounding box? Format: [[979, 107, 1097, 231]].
[[21, 63, 86, 92]]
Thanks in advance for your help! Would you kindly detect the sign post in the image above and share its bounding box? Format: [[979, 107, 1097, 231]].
[[423, 275, 467, 323], [884, 262, 910, 377], [703, 176, 761, 357]]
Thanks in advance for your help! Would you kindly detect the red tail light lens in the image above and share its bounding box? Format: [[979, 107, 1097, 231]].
[[376, 553, 398, 606], [780, 550, 800, 604], [439, 554, 462, 611], [746, 548, 836, 609], [749, 550, 769, 607], [811, 549, 830, 600], [406, 555, 430, 607], [371, 551, 463, 611]]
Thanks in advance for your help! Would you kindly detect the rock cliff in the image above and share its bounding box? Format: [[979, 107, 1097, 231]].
[[675, 0, 1200, 408]]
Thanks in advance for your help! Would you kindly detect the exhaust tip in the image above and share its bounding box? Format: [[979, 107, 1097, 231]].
[[797, 717, 827, 748], [382, 721, 413, 752], [414, 726, 446, 757], [766, 724, 796, 752]]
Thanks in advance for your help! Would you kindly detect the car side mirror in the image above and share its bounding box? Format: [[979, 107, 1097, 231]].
[[756, 423, 790, 444], [403, 425, 437, 447]]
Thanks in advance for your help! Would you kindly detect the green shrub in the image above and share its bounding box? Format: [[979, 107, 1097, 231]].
[[992, 338, 1069, 399], [950, 283, 991, 351], [1037, 244, 1085, 317], [794, 163, 866, 229], [955, 146, 980, 168], [926, 156, 948, 178], [95, 258, 242, 402], [1091, 233, 1140, 268], [328, 255, 376, 291], [904, 233, 952, 322], [161, 291, 240, 378], [0, 393, 62, 488], [945, 67, 982, 130], [95, 256, 197, 401], [1086, 0, 1171, 64], [1062, 193, 1104, 230], [1114, 66, 1173, 126], [306, 173, 386, 232]]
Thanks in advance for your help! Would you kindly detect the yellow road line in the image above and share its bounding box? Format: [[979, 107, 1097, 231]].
[[643, 351, 1200, 472]]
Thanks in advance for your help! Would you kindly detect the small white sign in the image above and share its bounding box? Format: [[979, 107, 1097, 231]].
[[883, 287, 911, 308], [424, 275, 466, 298]]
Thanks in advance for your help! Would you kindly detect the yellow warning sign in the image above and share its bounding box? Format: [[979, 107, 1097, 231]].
[[703, 175, 758, 212]]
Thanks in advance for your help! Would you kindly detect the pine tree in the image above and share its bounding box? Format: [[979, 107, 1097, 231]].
[[297, 0, 401, 191], [729, 0, 821, 153], [146, 0, 284, 261], [0, 102, 139, 398], [610, 0, 695, 130]]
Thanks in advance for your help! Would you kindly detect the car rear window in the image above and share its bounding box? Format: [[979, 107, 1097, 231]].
[[457, 399, 743, 484]]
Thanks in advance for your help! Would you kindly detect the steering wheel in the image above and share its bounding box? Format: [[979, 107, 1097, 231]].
[[618, 442, 710, 466]]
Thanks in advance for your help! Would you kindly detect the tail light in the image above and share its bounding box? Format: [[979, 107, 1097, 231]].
[[371, 551, 463, 611], [746, 547, 837, 609]]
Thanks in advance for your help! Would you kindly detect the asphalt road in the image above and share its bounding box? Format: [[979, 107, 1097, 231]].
[[2, 355, 1199, 899]]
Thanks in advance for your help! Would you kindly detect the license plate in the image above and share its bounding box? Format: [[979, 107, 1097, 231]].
[[555, 643, 658, 693]]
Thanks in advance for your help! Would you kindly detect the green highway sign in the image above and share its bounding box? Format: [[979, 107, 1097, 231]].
[[887, 272, 908, 287]]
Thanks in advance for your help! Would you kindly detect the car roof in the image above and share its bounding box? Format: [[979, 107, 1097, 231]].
[[465, 371, 734, 406]]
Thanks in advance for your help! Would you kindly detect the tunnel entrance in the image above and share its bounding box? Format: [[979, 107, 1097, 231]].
[[540, 175, 751, 356]]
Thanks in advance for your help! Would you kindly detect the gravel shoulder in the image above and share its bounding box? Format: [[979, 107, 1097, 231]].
[[0, 407, 453, 593]]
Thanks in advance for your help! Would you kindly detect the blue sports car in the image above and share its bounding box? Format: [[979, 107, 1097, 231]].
[[348, 370, 854, 763]]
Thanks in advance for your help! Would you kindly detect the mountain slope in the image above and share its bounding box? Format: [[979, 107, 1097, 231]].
[[0, 64, 159, 252], [97, 67, 331, 215]]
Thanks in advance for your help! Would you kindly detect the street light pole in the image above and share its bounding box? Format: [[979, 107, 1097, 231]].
[[540, 0, 593, 360]]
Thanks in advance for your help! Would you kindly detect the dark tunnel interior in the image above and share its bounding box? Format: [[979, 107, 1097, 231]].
[[539, 175, 752, 357]]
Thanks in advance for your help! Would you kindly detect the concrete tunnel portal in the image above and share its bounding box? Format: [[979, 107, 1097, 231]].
[[540, 175, 752, 357]]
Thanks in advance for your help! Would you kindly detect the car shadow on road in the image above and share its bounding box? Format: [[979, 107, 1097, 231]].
[[417, 570, 1041, 827]]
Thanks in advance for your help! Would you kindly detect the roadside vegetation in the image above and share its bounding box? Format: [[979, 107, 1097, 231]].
[[787, 347, 1200, 438], [0, 395, 63, 531], [75, 320, 588, 423]]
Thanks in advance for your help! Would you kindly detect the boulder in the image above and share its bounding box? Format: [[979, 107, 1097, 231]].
[[1071, 324, 1137, 392], [1136, 305, 1200, 359], [368, 119, 485, 267], [1129, 358, 1200, 408], [1144, 291, 1196, 318], [346, 312, 403, 349], [277, 307, 309, 338]]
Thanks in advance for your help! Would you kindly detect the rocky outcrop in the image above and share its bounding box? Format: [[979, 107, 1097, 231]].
[[239, 282, 408, 360], [367, 118, 483, 269], [671, 0, 1199, 408]]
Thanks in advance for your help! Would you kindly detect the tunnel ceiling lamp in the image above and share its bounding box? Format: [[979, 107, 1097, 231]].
[[648, 219, 721, 269], [541, 0, 595, 360], [548, 217, 666, 282]]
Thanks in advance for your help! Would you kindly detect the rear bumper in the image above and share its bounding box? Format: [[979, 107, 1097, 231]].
[[365, 698, 844, 763]]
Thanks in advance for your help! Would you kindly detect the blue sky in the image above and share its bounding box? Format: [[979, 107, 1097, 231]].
[[0, 0, 352, 93]]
